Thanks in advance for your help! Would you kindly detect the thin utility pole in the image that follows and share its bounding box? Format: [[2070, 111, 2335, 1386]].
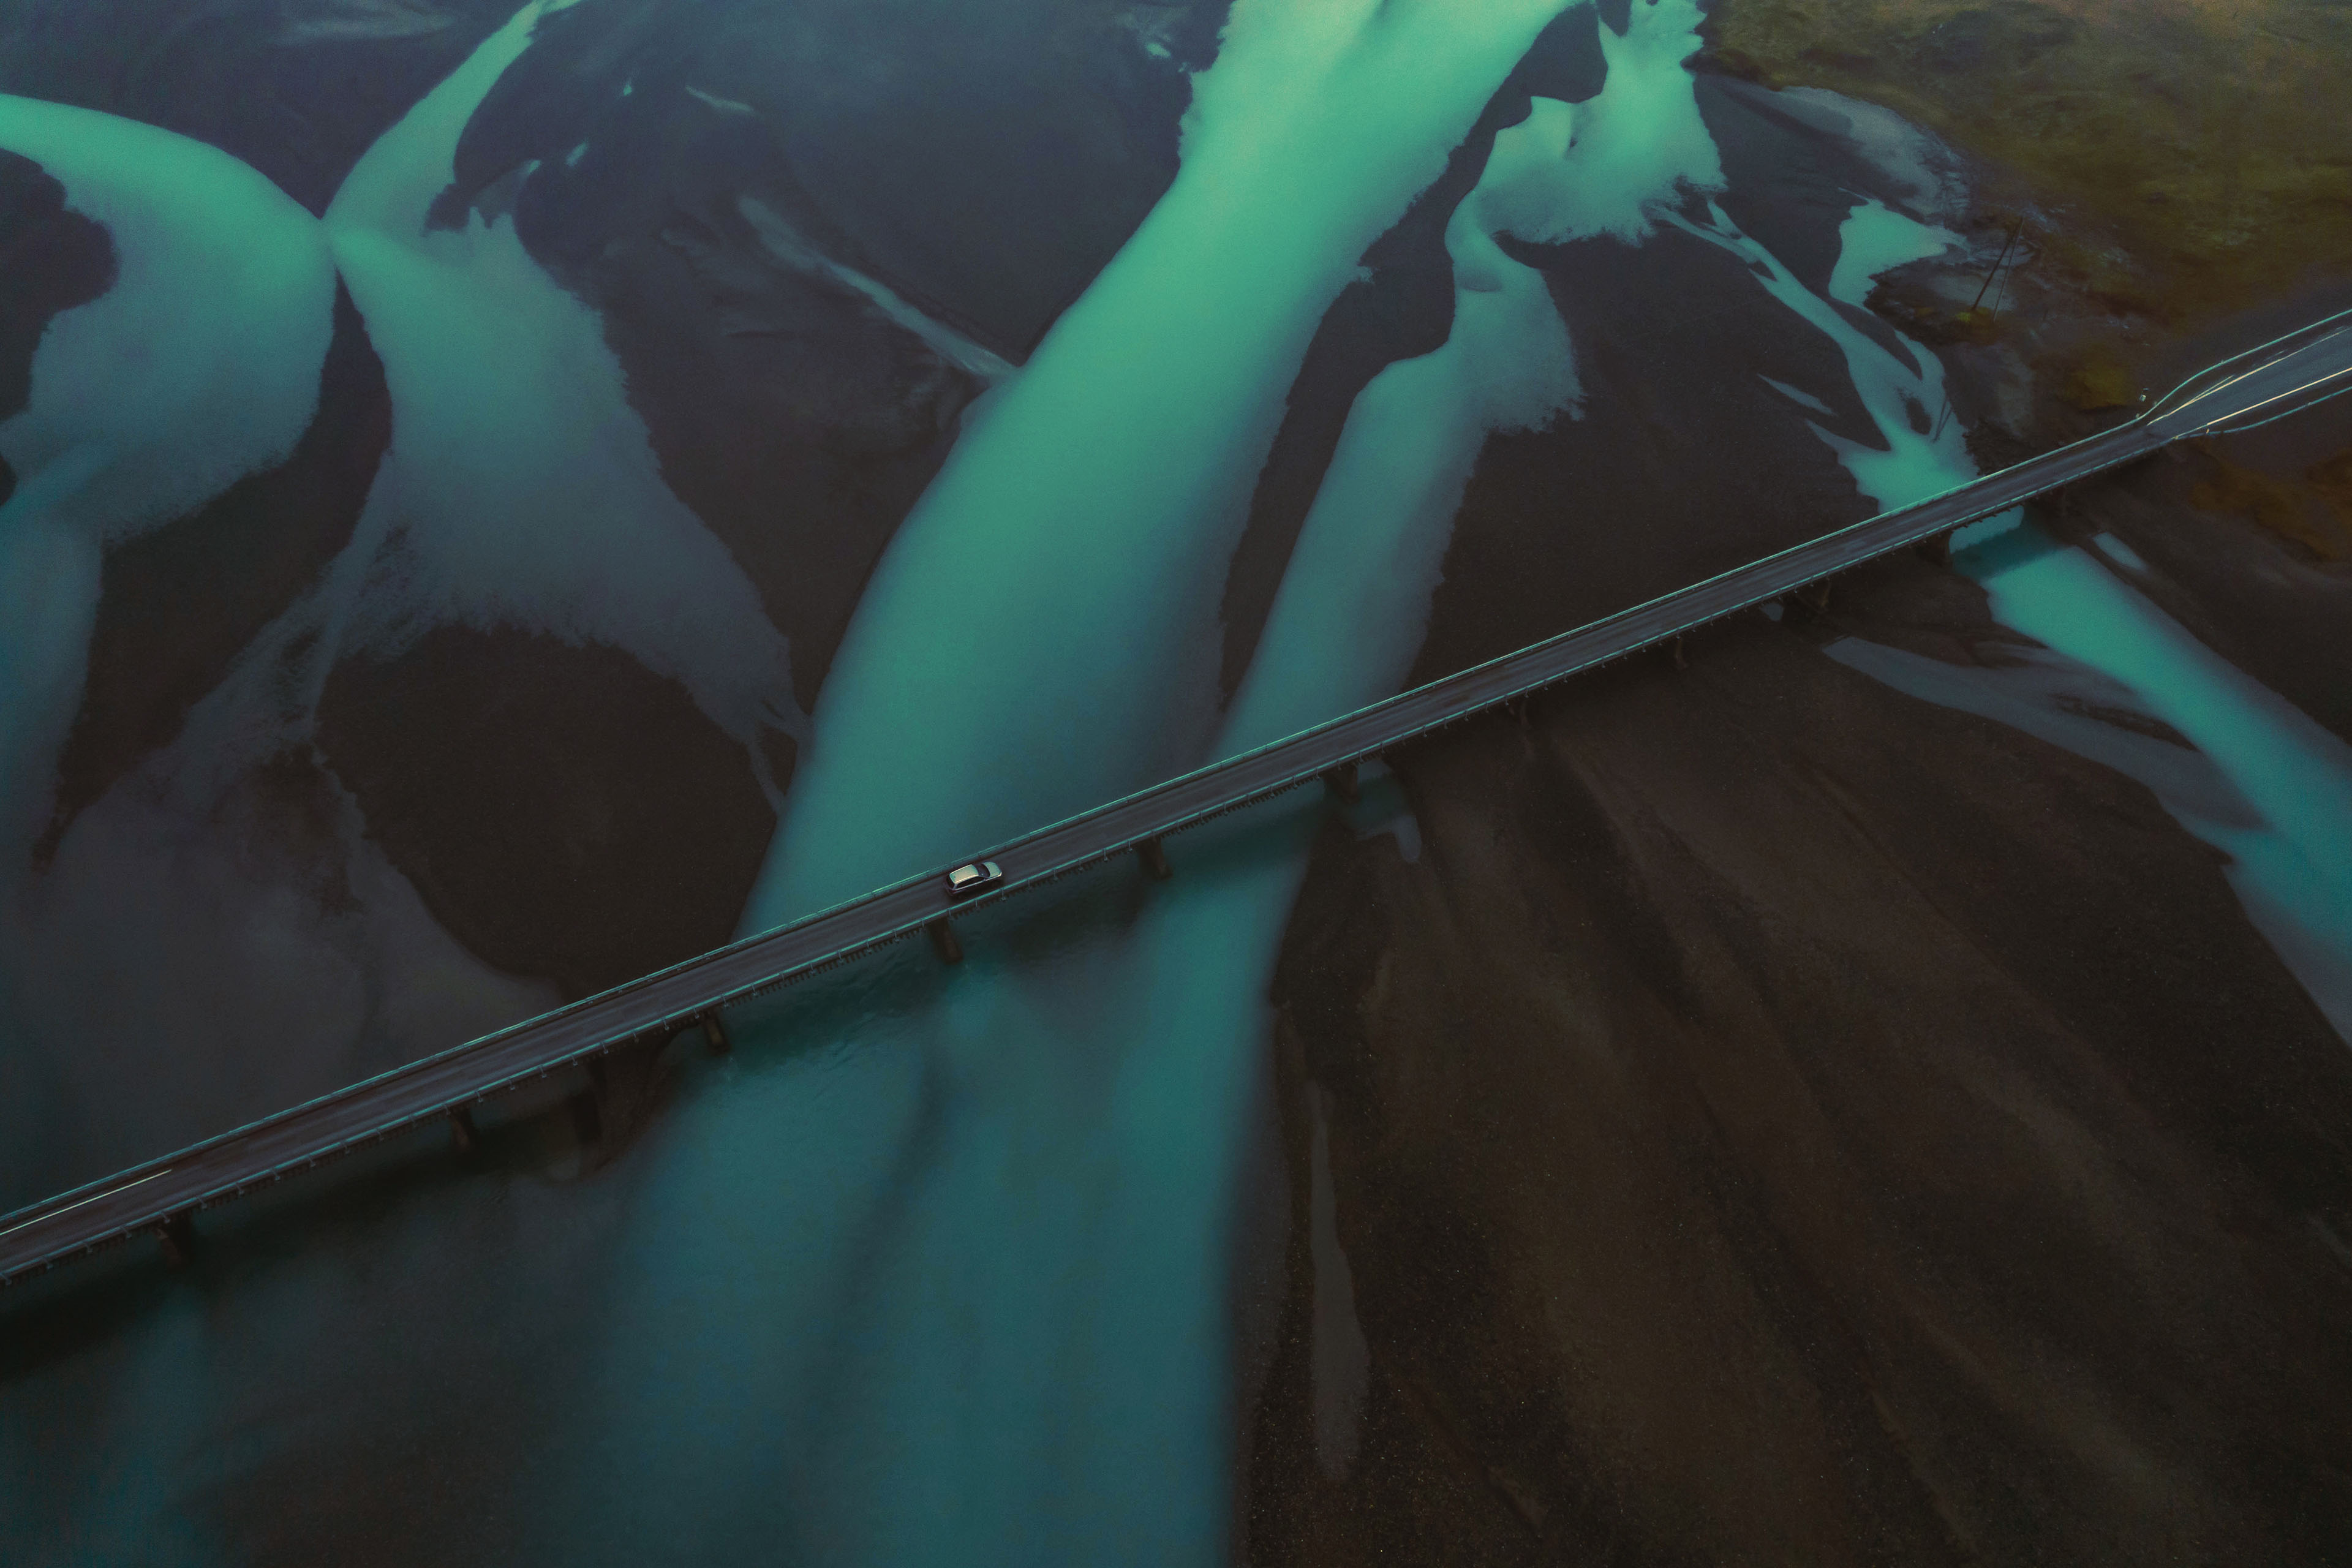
[[1970, 213, 2028, 314]]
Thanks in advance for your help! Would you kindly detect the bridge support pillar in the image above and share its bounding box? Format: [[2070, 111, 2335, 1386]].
[[928, 918, 964, 965], [703, 1012, 732, 1055], [1913, 531, 1953, 566], [449, 1106, 480, 1155], [1136, 836, 1172, 881], [1324, 762, 1360, 804], [1782, 581, 1834, 620], [1670, 634, 1689, 670], [570, 1059, 608, 1146], [154, 1212, 195, 1270]]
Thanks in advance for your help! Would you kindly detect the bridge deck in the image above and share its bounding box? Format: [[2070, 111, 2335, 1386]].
[[3, 312, 2346, 1289]]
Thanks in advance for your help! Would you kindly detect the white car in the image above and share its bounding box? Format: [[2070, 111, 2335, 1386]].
[[943, 861, 1004, 899]]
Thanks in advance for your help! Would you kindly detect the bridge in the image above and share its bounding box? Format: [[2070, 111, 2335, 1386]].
[[3, 308, 2348, 1290]]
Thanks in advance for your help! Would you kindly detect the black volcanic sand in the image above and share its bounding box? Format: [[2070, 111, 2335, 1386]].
[[1409, 71, 1941, 688], [315, 625, 777, 1000], [42, 284, 392, 861], [318, 6, 1960, 1017], [452, 1, 1942, 714], [0, 0, 524, 215], [2, 9, 2350, 1563], [1227, 66, 1930, 694], [7, 514, 2342, 1566], [447, 0, 1222, 361], [1243, 562, 2352, 1563], [434, 0, 1221, 701], [12, 2, 1986, 1051], [266, 0, 1221, 1005], [0, 146, 115, 497]]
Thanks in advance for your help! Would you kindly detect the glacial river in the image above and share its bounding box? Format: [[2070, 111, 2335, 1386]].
[[1, 1, 2347, 1562]]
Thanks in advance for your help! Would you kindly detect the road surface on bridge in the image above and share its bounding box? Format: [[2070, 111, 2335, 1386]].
[[4, 307, 2346, 1289]]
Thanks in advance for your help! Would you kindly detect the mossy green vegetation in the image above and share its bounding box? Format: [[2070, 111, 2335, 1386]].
[[2188, 439, 2352, 560], [1707, 0, 2352, 325]]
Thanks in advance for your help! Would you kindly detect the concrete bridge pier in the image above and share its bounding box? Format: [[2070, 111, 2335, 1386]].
[[154, 1211, 195, 1269], [928, 918, 964, 965], [571, 1058, 608, 1146], [1782, 579, 1834, 621], [1324, 762, 1360, 803], [448, 1106, 480, 1155], [1136, 836, 1173, 881], [702, 1011, 732, 1055]]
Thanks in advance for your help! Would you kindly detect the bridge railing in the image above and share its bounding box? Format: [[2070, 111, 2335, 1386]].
[[4, 309, 2349, 1291]]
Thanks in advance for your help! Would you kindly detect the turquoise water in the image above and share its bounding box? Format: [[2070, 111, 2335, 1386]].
[[1717, 200, 2352, 1039], [1947, 519, 2352, 1035], [0, 96, 334, 862], [740, 0, 1587, 927], [7, 0, 2350, 1559], [0, 96, 344, 1211], [586, 1, 1774, 1558], [0, 2, 810, 837], [322, 0, 804, 761], [603, 0, 1678, 1553]]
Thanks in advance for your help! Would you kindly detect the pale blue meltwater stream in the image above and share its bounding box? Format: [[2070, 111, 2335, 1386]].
[[1726, 197, 2352, 1039], [592, 0, 1752, 1559], [0, 97, 336, 865], [1948, 527, 2352, 1034], [2, 0, 2350, 1561]]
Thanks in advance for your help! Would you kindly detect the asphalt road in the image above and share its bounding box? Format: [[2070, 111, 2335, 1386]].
[[4, 309, 2347, 1289]]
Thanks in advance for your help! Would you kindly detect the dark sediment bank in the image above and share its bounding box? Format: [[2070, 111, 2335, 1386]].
[[315, 624, 778, 1002], [1, 9, 2348, 1559], [42, 284, 392, 862], [1243, 514, 2352, 1560], [0, 0, 524, 216], [0, 148, 116, 424], [2062, 425, 2352, 750]]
